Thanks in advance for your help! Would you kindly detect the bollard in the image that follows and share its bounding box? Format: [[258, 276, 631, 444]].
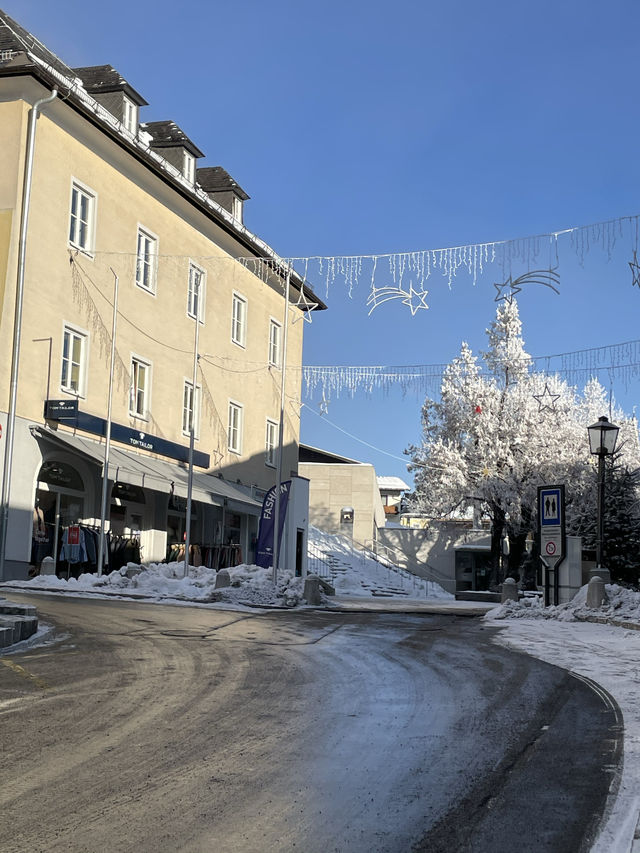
[[40, 556, 56, 575], [303, 575, 323, 605], [501, 577, 519, 603], [215, 568, 231, 589], [587, 576, 607, 609]]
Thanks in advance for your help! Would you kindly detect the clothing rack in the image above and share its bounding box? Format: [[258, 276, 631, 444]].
[[166, 543, 243, 570]]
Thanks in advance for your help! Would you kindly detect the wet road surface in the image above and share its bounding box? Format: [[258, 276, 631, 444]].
[[0, 593, 621, 852]]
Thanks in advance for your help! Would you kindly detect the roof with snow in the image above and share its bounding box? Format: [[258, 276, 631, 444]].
[[142, 120, 204, 158], [377, 476, 410, 492], [0, 8, 74, 79], [73, 64, 148, 105], [197, 166, 250, 200]]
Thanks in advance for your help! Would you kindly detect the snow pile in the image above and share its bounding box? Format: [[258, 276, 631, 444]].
[[14, 561, 305, 608], [486, 583, 640, 627], [3, 525, 451, 607]]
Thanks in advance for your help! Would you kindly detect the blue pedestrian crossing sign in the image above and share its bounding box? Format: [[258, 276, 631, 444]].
[[540, 487, 562, 526], [538, 484, 565, 568]]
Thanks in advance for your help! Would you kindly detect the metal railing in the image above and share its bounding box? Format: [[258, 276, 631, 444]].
[[306, 543, 333, 579], [306, 533, 457, 596]]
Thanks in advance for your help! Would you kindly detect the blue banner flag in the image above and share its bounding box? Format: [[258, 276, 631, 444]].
[[255, 481, 291, 568]]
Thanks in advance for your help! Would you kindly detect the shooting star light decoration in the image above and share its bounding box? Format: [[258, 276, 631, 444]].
[[367, 282, 429, 316], [494, 268, 561, 303]]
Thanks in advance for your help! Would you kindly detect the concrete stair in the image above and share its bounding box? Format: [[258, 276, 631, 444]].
[[0, 598, 38, 648], [321, 551, 413, 598]]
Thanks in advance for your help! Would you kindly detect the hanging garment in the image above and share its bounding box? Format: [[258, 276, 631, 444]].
[[60, 527, 88, 564]]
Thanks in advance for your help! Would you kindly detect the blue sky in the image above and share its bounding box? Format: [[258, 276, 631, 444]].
[[7, 0, 640, 481]]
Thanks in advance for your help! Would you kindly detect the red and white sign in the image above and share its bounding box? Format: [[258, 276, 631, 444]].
[[545, 541, 557, 556]]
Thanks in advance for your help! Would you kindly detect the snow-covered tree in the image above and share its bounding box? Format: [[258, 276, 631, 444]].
[[407, 299, 640, 586]]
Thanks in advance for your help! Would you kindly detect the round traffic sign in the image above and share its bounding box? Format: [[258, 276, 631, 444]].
[[545, 541, 556, 556]]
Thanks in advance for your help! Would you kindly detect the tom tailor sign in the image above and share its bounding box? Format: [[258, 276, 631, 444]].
[[44, 402, 210, 468]]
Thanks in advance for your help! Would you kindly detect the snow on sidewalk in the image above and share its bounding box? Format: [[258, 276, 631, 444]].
[[488, 604, 640, 853]]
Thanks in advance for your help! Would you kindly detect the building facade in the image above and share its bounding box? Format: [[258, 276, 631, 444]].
[[0, 10, 323, 579], [299, 445, 386, 547]]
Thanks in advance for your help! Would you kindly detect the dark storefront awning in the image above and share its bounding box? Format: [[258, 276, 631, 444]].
[[31, 426, 262, 514]]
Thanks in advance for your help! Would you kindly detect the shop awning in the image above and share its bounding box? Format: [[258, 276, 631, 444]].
[[30, 426, 262, 513]]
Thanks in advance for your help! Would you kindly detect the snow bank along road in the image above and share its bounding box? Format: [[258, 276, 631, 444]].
[[0, 594, 620, 853]]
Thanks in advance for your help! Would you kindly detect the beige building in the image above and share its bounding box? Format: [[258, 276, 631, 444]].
[[299, 445, 386, 547], [0, 11, 324, 579]]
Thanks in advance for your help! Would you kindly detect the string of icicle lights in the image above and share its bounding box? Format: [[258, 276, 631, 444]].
[[302, 339, 640, 400], [91, 211, 639, 308], [238, 212, 636, 297]]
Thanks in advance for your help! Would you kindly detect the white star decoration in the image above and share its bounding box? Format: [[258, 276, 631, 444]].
[[291, 287, 318, 324], [533, 384, 560, 413]]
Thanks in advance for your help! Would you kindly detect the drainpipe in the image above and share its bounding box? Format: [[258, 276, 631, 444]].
[[0, 87, 58, 580], [272, 266, 291, 585]]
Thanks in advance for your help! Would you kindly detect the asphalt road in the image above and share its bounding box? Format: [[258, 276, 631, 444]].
[[0, 594, 622, 853]]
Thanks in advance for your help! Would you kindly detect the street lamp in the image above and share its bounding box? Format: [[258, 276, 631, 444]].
[[587, 416, 620, 570]]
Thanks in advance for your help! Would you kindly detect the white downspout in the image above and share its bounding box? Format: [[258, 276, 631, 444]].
[[0, 87, 58, 580]]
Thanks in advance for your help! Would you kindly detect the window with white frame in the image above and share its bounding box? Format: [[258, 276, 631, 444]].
[[228, 401, 243, 454], [268, 319, 282, 367], [182, 381, 201, 437], [130, 356, 151, 418], [265, 418, 278, 467], [231, 293, 247, 347], [135, 227, 158, 293], [187, 262, 206, 322], [183, 151, 196, 184], [60, 325, 87, 395], [68, 181, 96, 253], [122, 96, 138, 134], [231, 194, 243, 222]]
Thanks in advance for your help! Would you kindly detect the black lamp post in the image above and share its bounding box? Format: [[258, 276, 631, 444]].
[[587, 416, 620, 569]]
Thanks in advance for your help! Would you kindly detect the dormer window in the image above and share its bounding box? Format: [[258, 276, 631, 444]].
[[122, 96, 137, 134], [231, 194, 243, 223], [184, 152, 195, 185]]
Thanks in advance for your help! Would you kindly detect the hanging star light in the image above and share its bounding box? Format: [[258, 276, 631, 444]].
[[533, 383, 561, 412], [366, 282, 429, 316], [319, 390, 329, 416], [493, 278, 522, 303], [494, 268, 560, 303], [210, 447, 224, 467], [629, 250, 640, 288], [292, 286, 318, 324]]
